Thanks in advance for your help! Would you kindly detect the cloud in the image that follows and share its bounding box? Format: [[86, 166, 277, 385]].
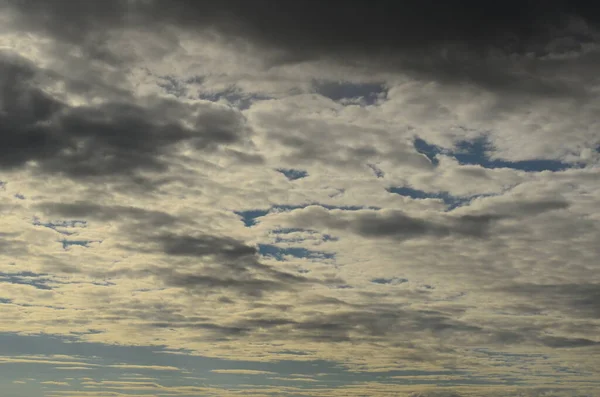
[[54, 367, 93, 370], [539, 336, 599, 348], [0, 52, 249, 183], [1, 1, 600, 396], [40, 381, 70, 386], [107, 364, 180, 371], [496, 283, 600, 319], [136, 232, 317, 297], [210, 369, 277, 375], [5, 1, 600, 96], [155, 233, 257, 259], [265, 199, 568, 242], [0, 356, 97, 366], [36, 202, 181, 226]]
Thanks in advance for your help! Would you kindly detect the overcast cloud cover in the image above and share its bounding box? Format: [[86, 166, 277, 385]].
[[1, 1, 600, 396]]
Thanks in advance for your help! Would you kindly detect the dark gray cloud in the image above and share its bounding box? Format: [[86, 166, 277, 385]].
[[222, 302, 482, 346], [8, 1, 600, 57], [36, 201, 181, 227], [223, 301, 590, 354], [157, 233, 257, 260], [285, 199, 568, 241], [157, 270, 288, 298], [476, 198, 571, 218], [92, 231, 318, 297], [150, 233, 316, 293], [99, 262, 304, 298], [105, 296, 486, 347], [33, 201, 318, 296], [105, 300, 254, 338], [288, 306, 480, 341], [285, 207, 496, 241], [539, 336, 599, 348], [4, 1, 600, 94], [0, 52, 247, 181], [497, 283, 600, 319], [350, 211, 460, 239]]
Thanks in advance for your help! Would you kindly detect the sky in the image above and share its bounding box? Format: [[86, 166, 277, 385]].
[[1, 1, 600, 396]]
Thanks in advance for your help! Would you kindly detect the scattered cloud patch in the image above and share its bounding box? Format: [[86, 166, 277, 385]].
[[199, 89, 270, 110], [314, 81, 386, 105], [157, 75, 188, 98], [211, 369, 277, 375], [107, 364, 181, 371], [388, 186, 492, 210], [40, 381, 70, 386]]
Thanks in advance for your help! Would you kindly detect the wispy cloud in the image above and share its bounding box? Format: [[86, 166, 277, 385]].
[[211, 369, 278, 375]]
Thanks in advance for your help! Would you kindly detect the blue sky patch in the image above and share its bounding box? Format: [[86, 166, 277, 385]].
[[453, 137, 572, 172], [236, 204, 376, 227], [33, 218, 87, 236], [276, 168, 309, 180], [235, 209, 270, 227], [414, 136, 574, 172], [258, 244, 335, 261], [0, 332, 356, 389], [414, 137, 442, 165], [0, 272, 53, 290], [272, 228, 338, 244], [61, 240, 96, 249]]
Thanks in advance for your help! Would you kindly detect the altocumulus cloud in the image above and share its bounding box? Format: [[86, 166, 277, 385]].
[[0, 1, 599, 397]]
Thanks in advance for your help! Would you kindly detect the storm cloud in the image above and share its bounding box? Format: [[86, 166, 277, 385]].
[[4, 1, 600, 94], [0, 52, 248, 181]]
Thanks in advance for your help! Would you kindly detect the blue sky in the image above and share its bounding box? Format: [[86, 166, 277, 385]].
[[1, 2, 600, 396], [0, 332, 569, 395]]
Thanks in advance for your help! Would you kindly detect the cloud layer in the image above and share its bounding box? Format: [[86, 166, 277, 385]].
[[1, 1, 600, 396]]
